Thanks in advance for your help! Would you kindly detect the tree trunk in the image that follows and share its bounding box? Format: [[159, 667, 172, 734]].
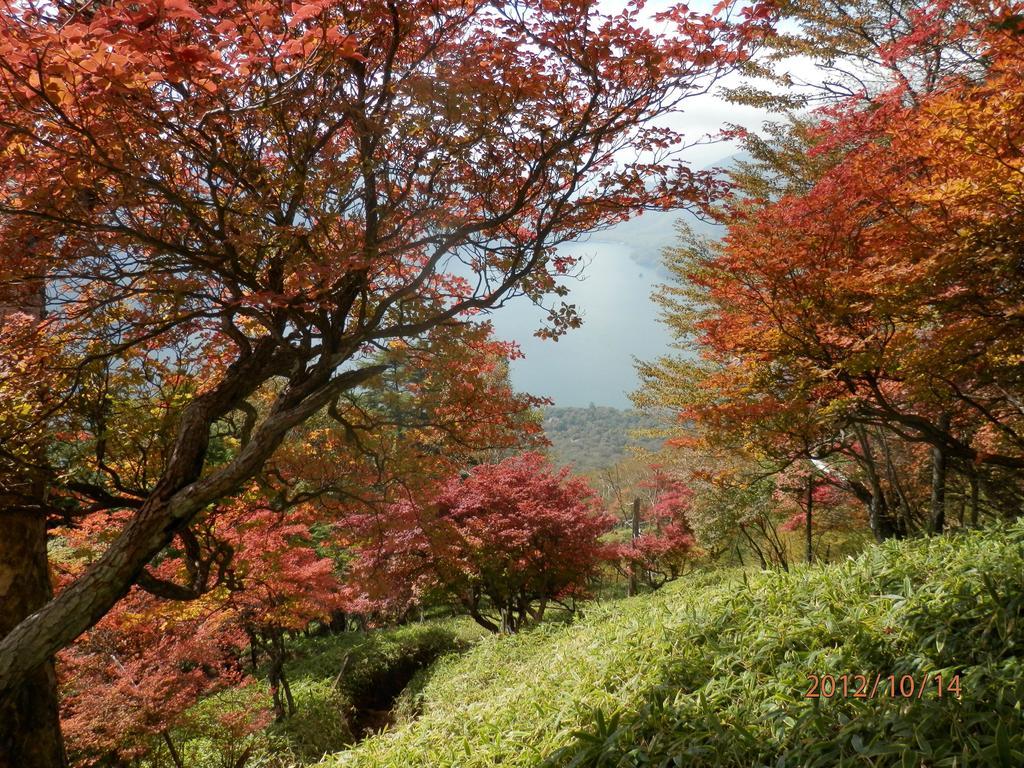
[[462, 591, 500, 634], [499, 606, 515, 635], [0, 497, 67, 768], [854, 427, 899, 540], [740, 525, 768, 569], [930, 414, 950, 534], [759, 515, 789, 571], [880, 433, 913, 536], [969, 473, 980, 528], [266, 629, 294, 722], [0, 292, 66, 768], [527, 596, 547, 624], [627, 497, 640, 597], [328, 609, 348, 634], [161, 730, 184, 768], [805, 476, 814, 564]]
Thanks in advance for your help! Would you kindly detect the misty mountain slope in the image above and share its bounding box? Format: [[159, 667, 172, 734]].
[[542, 406, 664, 471]]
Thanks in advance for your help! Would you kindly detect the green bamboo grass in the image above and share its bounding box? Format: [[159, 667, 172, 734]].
[[326, 525, 1024, 767]]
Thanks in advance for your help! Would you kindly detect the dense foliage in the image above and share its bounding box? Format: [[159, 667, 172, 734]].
[[343, 453, 617, 634], [637, 0, 1024, 562]]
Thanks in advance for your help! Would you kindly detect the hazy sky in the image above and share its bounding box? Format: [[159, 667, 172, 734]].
[[488, 238, 673, 409], [485, 2, 821, 408], [487, 210, 719, 408]]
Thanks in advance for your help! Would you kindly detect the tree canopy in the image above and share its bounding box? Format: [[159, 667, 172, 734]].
[[0, 0, 770, 763]]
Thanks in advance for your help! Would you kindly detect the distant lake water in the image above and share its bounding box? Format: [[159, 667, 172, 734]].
[[488, 237, 675, 409]]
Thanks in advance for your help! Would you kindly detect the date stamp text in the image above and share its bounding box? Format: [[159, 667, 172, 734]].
[[804, 673, 962, 699]]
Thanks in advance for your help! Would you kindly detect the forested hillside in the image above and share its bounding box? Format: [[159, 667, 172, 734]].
[[542, 407, 664, 471]]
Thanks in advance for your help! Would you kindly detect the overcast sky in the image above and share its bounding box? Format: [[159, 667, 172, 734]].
[[486, 2, 780, 407]]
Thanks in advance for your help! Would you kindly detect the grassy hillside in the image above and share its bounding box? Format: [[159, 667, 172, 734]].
[[325, 524, 1024, 767]]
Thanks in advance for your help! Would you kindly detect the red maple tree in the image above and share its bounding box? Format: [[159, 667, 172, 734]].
[[343, 452, 617, 634]]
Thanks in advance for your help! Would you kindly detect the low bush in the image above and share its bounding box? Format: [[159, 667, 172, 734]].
[[163, 618, 484, 767]]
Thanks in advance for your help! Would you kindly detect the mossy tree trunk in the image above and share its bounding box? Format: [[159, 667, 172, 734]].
[[0, 483, 67, 768], [0, 292, 66, 768]]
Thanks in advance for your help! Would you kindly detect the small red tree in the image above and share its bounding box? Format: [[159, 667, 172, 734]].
[[55, 526, 256, 768], [617, 468, 696, 590], [215, 500, 347, 723], [59, 596, 256, 768], [56, 495, 344, 764], [345, 453, 616, 633]]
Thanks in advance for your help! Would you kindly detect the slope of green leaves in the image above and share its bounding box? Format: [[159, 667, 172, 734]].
[[324, 525, 1024, 767]]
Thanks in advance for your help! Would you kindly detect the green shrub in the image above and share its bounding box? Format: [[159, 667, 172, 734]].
[[161, 618, 484, 768]]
